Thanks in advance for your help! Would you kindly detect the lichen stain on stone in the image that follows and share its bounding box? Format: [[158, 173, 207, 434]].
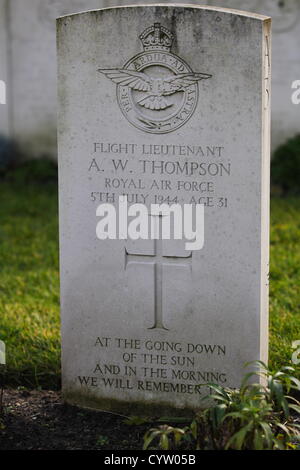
[[229, 15, 256, 43], [63, 387, 200, 418]]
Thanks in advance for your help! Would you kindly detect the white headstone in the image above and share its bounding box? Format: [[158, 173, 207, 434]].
[[57, 5, 271, 415], [0, 0, 9, 134]]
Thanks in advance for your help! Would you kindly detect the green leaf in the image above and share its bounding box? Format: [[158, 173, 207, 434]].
[[289, 404, 300, 415], [222, 411, 244, 422], [160, 434, 169, 450], [276, 422, 291, 436], [143, 434, 155, 450], [210, 404, 227, 429], [240, 372, 259, 390], [124, 416, 151, 426], [156, 416, 189, 424], [289, 377, 300, 390], [174, 429, 185, 446], [225, 423, 252, 450], [259, 421, 274, 448], [190, 420, 198, 440], [282, 398, 291, 419], [253, 429, 264, 450]]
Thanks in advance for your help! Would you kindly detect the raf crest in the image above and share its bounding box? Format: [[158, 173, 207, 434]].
[[98, 23, 212, 134]]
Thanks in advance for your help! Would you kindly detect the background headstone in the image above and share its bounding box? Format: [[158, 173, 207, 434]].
[[0, 0, 298, 157], [0, 0, 9, 134], [57, 5, 271, 415], [0, 341, 5, 366]]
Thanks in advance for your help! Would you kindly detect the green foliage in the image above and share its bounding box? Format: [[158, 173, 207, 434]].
[[271, 134, 300, 195], [95, 435, 110, 448], [123, 416, 152, 426], [4, 158, 58, 185], [143, 363, 300, 451], [143, 425, 186, 450]]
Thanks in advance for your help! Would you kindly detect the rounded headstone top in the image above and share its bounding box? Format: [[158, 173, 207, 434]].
[[56, 4, 271, 23]]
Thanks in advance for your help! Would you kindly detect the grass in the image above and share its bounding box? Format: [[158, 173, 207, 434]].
[[0, 177, 299, 389], [269, 197, 300, 374], [0, 179, 60, 388]]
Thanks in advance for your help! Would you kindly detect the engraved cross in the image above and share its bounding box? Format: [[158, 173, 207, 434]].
[[125, 216, 192, 330]]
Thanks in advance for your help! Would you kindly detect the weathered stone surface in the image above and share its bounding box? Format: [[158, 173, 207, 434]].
[[57, 5, 271, 415]]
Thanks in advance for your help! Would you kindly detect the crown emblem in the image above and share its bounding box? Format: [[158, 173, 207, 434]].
[[98, 23, 212, 134], [139, 23, 173, 52]]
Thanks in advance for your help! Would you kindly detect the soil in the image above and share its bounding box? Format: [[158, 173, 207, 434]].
[[0, 388, 149, 450], [1, 388, 299, 451]]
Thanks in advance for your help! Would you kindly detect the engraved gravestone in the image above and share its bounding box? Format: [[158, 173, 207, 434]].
[[57, 5, 271, 415]]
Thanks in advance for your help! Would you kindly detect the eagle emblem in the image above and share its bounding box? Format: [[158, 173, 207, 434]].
[[99, 69, 211, 111], [98, 23, 212, 134]]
